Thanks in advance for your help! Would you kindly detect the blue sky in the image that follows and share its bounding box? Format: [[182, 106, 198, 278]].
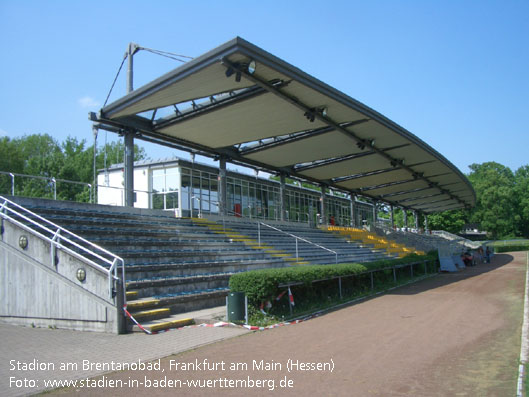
[[1, 0, 528, 175]]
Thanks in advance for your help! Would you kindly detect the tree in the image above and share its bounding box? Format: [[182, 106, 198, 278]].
[[427, 210, 469, 234], [467, 162, 517, 239], [0, 137, 24, 194], [514, 165, 529, 238], [0, 134, 147, 202]]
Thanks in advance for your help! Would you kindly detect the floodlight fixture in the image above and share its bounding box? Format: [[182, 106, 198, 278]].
[[247, 60, 256, 74]]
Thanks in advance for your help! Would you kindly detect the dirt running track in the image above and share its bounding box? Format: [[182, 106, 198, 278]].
[[53, 252, 527, 396]]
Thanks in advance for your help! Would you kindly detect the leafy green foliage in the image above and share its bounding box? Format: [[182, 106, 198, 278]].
[[0, 134, 147, 202], [493, 244, 529, 253], [427, 209, 469, 234], [514, 166, 529, 238], [424, 161, 529, 239], [467, 162, 517, 239], [229, 253, 437, 307]]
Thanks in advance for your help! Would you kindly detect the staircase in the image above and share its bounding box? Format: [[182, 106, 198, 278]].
[[327, 226, 426, 257], [7, 197, 410, 333], [202, 218, 395, 265], [8, 197, 289, 333]]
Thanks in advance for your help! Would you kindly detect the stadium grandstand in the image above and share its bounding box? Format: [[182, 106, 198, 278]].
[[1, 37, 477, 333]]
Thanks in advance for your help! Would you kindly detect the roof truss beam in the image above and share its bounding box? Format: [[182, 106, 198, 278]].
[[332, 158, 432, 185], [239, 119, 370, 156], [221, 58, 468, 208], [152, 85, 269, 130]]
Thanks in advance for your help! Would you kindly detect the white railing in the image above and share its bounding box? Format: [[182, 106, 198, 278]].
[[0, 195, 125, 303], [258, 221, 338, 264]]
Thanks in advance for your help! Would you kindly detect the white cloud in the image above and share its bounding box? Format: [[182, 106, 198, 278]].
[[78, 96, 101, 109], [0, 128, 7, 136]]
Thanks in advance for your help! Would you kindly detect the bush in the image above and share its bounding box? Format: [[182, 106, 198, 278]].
[[493, 244, 529, 253], [229, 253, 438, 309]]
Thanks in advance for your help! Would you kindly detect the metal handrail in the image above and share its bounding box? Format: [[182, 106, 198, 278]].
[[0, 171, 93, 202], [258, 221, 338, 264], [0, 195, 125, 303]]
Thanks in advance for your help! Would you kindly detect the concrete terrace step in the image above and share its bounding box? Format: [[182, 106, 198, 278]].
[[129, 307, 171, 322], [131, 316, 194, 333], [126, 272, 233, 296], [86, 238, 247, 250], [125, 287, 229, 323], [114, 250, 275, 264], [72, 227, 234, 241], [123, 260, 288, 291]]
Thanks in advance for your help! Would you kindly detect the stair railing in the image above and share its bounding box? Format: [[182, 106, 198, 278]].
[[0, 195, 125, 303], [258, 221, 338, 264]]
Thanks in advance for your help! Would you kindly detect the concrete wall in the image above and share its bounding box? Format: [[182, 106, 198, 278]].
[[97, 170, 124, 206], [0, 219, 123, 333], [97, 167, 150, 208]]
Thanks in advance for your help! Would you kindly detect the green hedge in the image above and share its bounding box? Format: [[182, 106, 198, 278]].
[[229, 252, 438, 306], [493, 244, 529, 253]]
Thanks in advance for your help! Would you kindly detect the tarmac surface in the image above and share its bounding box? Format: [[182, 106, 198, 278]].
[[1, 319, 247, 396], [2, 251, 527, 396]]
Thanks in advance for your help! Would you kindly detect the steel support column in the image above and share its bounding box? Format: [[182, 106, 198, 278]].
[[124, 43, 138, 207], [219, 158, 227, 216], [320, 185, 327, 226], [350, 195, 355, 227], [124, 133, 134, 207], [280, 174, 286, 222], [92, 126, 98, 204]]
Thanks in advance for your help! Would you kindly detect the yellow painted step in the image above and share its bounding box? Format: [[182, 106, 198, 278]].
[[148, 318, 194, 333], [131, 308, 170, 320], [247, 244, 267, 249], [126, 299, 160, 311], [207, 225, 230, 230], [126, 290, 138, 300], [285, 257, 304, 262]]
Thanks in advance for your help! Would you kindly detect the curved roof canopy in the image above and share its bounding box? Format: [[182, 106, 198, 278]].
[[94, 37, 475, 213]]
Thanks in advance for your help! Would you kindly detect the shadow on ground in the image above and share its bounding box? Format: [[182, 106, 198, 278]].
[[388, 253, 515, 296]]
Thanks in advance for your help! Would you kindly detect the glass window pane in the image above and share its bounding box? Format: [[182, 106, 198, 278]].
[[152, 169, 165, 193], [166, 168, 179, 192], [181, 174, 190, 210], [152, 193, 164, 210]]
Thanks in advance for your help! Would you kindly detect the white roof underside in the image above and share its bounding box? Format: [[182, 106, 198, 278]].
[[99, 37, 475, 213]]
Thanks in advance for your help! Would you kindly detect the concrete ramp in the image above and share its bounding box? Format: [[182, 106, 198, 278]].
[[438, 246, 459, 272]]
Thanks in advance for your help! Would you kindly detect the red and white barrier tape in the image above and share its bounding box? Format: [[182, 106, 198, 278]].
[[288, 286, 295, 307], [123, 305, 154, 335]]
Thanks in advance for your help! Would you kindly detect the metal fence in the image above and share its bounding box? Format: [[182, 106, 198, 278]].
[[0, 171, 93, 202]]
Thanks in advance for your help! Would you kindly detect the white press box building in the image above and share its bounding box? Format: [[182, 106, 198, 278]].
[[97, 156, 377, 227]]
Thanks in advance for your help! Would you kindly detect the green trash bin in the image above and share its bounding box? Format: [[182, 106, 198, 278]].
[[227, 291, 246, 323]]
